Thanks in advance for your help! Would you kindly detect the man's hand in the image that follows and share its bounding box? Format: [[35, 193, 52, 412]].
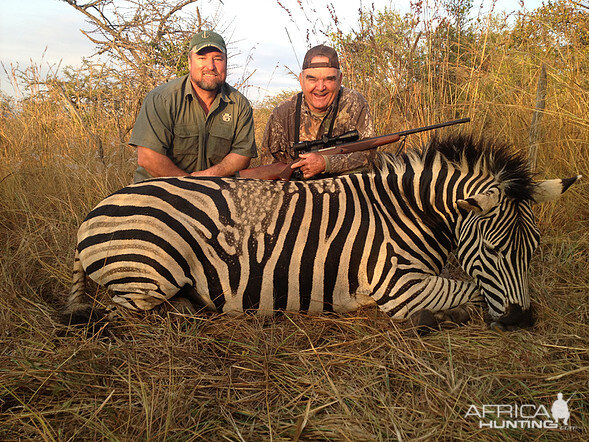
[[190, 153, 251, 177], [290, 152, 326, 179]]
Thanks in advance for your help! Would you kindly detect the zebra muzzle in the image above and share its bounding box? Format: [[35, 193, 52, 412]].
[[490, 303, 535, 331]]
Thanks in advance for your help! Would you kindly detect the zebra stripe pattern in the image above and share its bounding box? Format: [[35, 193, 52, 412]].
[[66, 135, 579, 326]]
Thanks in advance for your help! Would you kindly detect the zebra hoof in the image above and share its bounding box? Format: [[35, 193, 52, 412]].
[[156, 296, 200, 317], [61, 305, 106, 326], [490, 321, 505, 332], [435, 305, 472, 325], [489, 321, 519, 332], [59, 306, 110, 338], [409, 309, 439, 335]]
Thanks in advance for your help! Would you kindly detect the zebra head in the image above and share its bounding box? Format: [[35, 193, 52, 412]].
[[455, 176, 581, 328]]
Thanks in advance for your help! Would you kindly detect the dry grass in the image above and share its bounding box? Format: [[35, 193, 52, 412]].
[[1, 1, 588, 440], [1, 289, 587, 440]]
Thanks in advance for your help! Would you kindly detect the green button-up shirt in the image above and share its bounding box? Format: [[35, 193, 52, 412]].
[[129, 75, 257, 182]]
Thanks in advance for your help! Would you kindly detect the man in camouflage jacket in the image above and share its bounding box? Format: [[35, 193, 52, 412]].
[[259, 45, 375, 179]]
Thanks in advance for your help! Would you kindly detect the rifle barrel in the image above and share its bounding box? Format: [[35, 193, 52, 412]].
[[328, 133, 401, 154], [393, 117, 470, 137]]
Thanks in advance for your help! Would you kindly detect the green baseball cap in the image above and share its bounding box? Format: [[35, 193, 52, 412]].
[[189, 30, 226, 54]]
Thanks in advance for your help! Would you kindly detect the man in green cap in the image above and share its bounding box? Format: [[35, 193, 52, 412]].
[[130, 30, 257, 182]]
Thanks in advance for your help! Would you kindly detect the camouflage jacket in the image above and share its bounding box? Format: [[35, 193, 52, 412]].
[[259, 87, 375, 175]]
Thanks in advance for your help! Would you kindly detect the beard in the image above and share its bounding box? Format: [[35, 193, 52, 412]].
[[195, 72, 224, 92]]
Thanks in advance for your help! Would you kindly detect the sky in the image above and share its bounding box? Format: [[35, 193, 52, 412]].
[[0, 0, 544, 104]]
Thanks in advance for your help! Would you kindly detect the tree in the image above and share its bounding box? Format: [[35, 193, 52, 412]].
[[60, 0, 220, 137]]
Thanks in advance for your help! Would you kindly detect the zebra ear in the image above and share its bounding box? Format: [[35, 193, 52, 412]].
[[457, 188, 501, 215], [531, 176, 582, 204]]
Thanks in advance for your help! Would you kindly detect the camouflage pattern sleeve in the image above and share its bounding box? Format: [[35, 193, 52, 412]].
[[259, 101, 296, 165], [259, 112, 280, 165], [352, 90, 376, 139], [323, 150, 376, 174]]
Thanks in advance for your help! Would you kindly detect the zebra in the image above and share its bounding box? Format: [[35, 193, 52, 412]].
[[63, 135, 580, 329]]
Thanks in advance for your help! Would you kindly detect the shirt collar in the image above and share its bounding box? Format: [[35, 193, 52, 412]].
[[301, 90, 339, 118], [218, 83, 233, 103], [183, 74, 232, 103]]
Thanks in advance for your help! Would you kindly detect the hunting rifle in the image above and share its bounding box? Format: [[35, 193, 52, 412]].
[[238, 117, 470, 181]]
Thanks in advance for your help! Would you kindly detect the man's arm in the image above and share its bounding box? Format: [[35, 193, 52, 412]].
[[190, 153, 251, 177], [138, 147, 251, 178], [137, 146, 188, 178], [259, 104, 293, 165]]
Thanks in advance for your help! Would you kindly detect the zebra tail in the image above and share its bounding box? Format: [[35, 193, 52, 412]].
[[61, 249, 106, 327]]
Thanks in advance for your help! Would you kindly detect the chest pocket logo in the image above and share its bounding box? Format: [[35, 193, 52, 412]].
[[222, 112, 232, 122]]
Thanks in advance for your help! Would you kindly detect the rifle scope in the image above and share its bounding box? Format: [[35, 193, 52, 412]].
[[293, 130, 360, 153]]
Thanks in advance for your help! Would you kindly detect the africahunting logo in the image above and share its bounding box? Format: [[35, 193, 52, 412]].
[[465, 393, 580, 431]]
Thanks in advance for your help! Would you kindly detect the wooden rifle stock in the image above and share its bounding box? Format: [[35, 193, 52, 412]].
[[238, 162, 292, 180], [238, 117, 470, 181]]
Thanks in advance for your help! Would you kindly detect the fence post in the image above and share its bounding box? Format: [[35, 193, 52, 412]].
[[529, 63, 547, 171]]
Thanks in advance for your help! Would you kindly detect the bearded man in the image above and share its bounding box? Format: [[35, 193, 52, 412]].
[[259, 44, 375, 179], [130, 31, 257, 182]]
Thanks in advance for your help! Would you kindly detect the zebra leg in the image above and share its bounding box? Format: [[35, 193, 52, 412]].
[[155, 296, 199, 317], [380, 273, 481, 318], [111, 288, 174, 311], [434, 303, 478, 325], [434, 288, 485, 327], [62, 250, 107, 326], [408, 309, 437, 330], [388, 274, 483, 333], [409, 305, 475, 335], [154, 285, 218, 317], [410, 295, 487, 334], [436, 305, 471, 324], [408, 305, 476, 334]]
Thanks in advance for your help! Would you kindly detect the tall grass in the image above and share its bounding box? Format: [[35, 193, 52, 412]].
[[0, 1, 587, 439]]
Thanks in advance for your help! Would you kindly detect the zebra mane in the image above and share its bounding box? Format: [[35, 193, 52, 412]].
[[373, 134, 537, 201]]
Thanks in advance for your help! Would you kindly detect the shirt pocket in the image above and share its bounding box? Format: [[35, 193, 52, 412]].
[[208, 124, 233, 165], [173, 124, 200, 154], [172, 124, 200, 171]]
